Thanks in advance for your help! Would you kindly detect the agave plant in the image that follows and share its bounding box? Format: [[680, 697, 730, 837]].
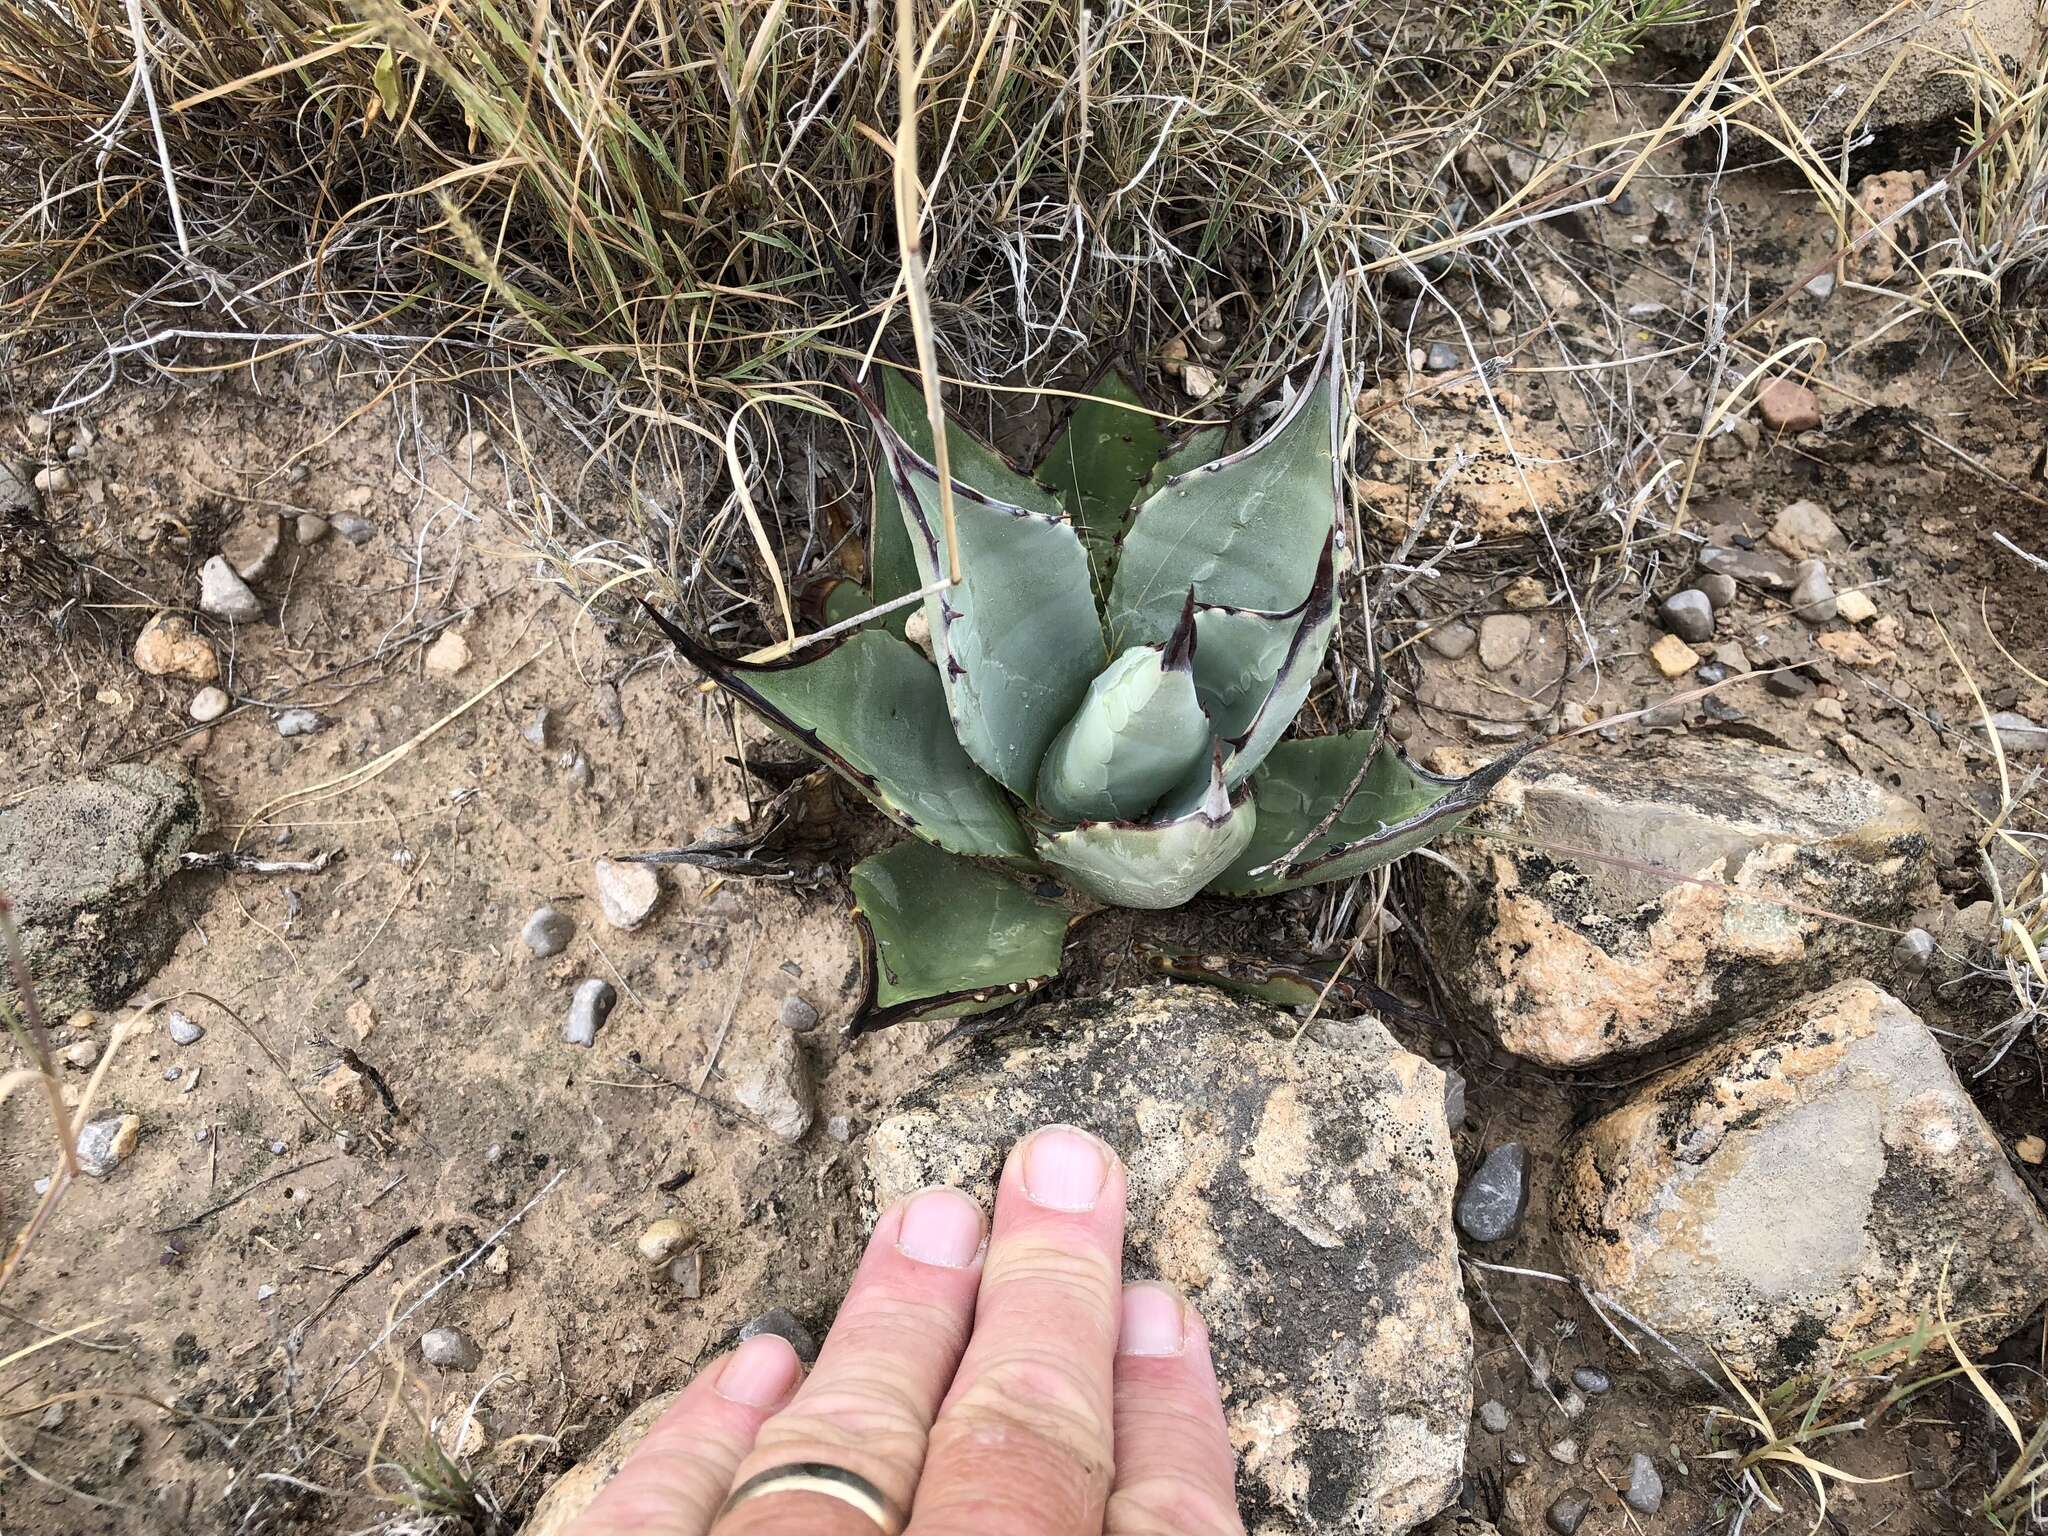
[[649, 341, 1524, 1030]]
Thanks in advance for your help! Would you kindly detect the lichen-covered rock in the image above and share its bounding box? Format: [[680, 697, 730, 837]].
[[1419, 738, 1929, 1067], [0, 764, 203, 1014], [1554, 981, 2048, 1398], [865, 984, 1470, 1535]]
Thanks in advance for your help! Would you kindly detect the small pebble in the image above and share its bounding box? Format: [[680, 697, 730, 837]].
[[1767, 499, 1844, 559], [635, 1218, 694, 1268], [275, 709, 325, 738], [1648, 632, 1699, 680], [825, 1114, 853, 1143], [423, 630, 471, 676], [593, 858, 661, 929], [1695, 661, 1728, 685], [1548, 1437, 1580, 1465], [740, 1307, 819, 1364], [256, 1284, 276, 1302], [33, 465, 73, 496], [1571, 1366, 1612, 1395], [563, 751, 593, 791], [1425, 621, 1477, 660], [330, 513, 374, 545], [269, 1140, 287, 1156], [1425, 341, 1460, 372], [564, 978, 617, 1047], [1765, 668, 1814, 699], [61, 1038, 101, 1069], [2015, 1135, 2045, 1166], [592, 681, 625, 730], [521, 905, 574, 959], [1697, 572, 1738, 609], [521, 708, 551, 749], [778, 993, 820, 1033], [1478, 614, 1531, 671], [1559, 1387, 1587, 1419], [164, 1066, 181, 1081], [1811, 697, 1847, 724], [34, 1176, 51, 1196], [189, 686, 230, 723], [1757, 377, 1823, 432], [198, 556, 263, 623], [1658, 589, 1715, 644], [1623, 1452, 1665, 1515], [166, 1011, 205, 1046], [1791, 559, 1837, 624], [1455, 1143, 1530, 1243], [1546, 1486, 1594, 1535], [1836, 589, 1877, 625], [731, 1029, 815, 1142], [669, 1250, 704, 1297], [1479, 1399, 1510, 1433], [1982, 711, 2048, 753], [420, 1327, 481, 1372], [1699, 544, 1795, 591], [1442, 1067, 1467, 1133], [75, 1114, 140, 1179], [1893, 927, 1935, 974], [295, 513, 330, 544]]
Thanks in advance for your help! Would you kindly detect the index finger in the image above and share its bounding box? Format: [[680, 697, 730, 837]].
[[904, 1124, 1128, 1536]]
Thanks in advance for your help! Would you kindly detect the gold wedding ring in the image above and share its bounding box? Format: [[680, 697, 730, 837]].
[[715, 1462, 905, 1534]]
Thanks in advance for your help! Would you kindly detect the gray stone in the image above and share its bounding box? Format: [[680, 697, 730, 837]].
[[1982, 711, 2048, 753], [521, 708, 551, 749], [592, 858, 660, 929], [866, 985, 1469, 1534], [739, 1307, 819, 1364], [1623, 1452, 1664, 1515], [295, 513, 329, 544], [1555, 981, 2048, 1399], [777, 992, 820, 1033], [1764, 667, 1814, 699], [1695, 661, 1728, 685], [1893, 927, 1936, 974], [1791, 559, 1837, 624], [1420, 736, 1930, 1066], [220, 517, 283, 581], [166, 1011, 204, 1046], [1699, 544, 1795, 591], [522, 905, 574, 959], [1443, 1067, 1467, 1132], [189, 686, 230, 723], [1558, 1387, 1587, 1418], [1571, 1365, 1611, 1395], [1425, 341, 1461, 372], [420, 1327, 481, 1371], [1426, 621, 1478, 660], [1478, 613, 1531, 671], [275, 709, 324, 737], [1697, 573, 1738, 610], [1456, 1143, 1529, 1243], [198, 557, 262, 623], [1658, 589, 1715, 644], [330, 513, 374, 545], [1768, 499, 1845, 560], [0, 765, 202, 1014], [730, 1028, 814, 1142], [1547, 1438, 1580, 1466], [74, 1114, 139, 1179], [592, 682, 625, 731], [1478, 1399, 1509, 1433], [1546, 1487, 1593, 1535], [564, 979, 616, 1047]]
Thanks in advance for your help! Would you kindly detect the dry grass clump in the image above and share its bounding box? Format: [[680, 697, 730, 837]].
[[0, 0, 1693, 618]]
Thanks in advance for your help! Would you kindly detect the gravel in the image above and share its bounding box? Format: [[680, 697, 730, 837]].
[[564, 979, 617, 1047]]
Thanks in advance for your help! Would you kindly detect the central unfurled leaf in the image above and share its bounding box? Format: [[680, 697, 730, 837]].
[[1106, 339, 1341, 650], [1037, 369, 1172, 576], [871, 410, 1108, 805], [850, 838, 1073, 1032], [1034, 756, 1256, 909], [1210, 729, 1534, 896], [647, 612, 1026, 861], [1035, 604, 1208, 824]]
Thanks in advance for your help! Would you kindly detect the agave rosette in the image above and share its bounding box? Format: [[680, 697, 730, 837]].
[[651, 342, 1523, 1030]]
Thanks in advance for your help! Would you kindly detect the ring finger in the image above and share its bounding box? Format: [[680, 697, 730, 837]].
[[714, 1183, 988, 1534]]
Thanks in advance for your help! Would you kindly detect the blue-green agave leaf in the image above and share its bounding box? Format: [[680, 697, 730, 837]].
[[1037, 368, 1171, 567], [871, 407, 1107, 803], [850, 839, 1074, 1032], [1209, 729, 1533, 896], [1105, 335, 1341, 650], [1034, 753, 1257, 909], [647, 610, 1027, 861], [866, 369, 1063, 636], [1035, 600, 1208, 824], [1217, 532, 1339, 786]]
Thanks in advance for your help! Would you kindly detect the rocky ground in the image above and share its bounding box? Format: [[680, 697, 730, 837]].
[[6, 35, 2048, 1536]]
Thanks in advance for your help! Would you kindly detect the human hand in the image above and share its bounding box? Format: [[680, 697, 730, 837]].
[[565, 1122, 1244, 1535]]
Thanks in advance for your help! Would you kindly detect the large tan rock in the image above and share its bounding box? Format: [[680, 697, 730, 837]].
[[521, 1390, 677, 1536], [1555, 981, 2048, 1398], [1419, 737, 1930, 1067], [1660, 0, 2041, 149], [866, 985, 1470, 1536]]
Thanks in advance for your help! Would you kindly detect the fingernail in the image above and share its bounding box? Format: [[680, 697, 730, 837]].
[[1119, 1282, 1187, 1357], [715, 1333, 802, 1407], [896, 1186, 985, 1268], [1020, 1124, 1109, 1212]]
